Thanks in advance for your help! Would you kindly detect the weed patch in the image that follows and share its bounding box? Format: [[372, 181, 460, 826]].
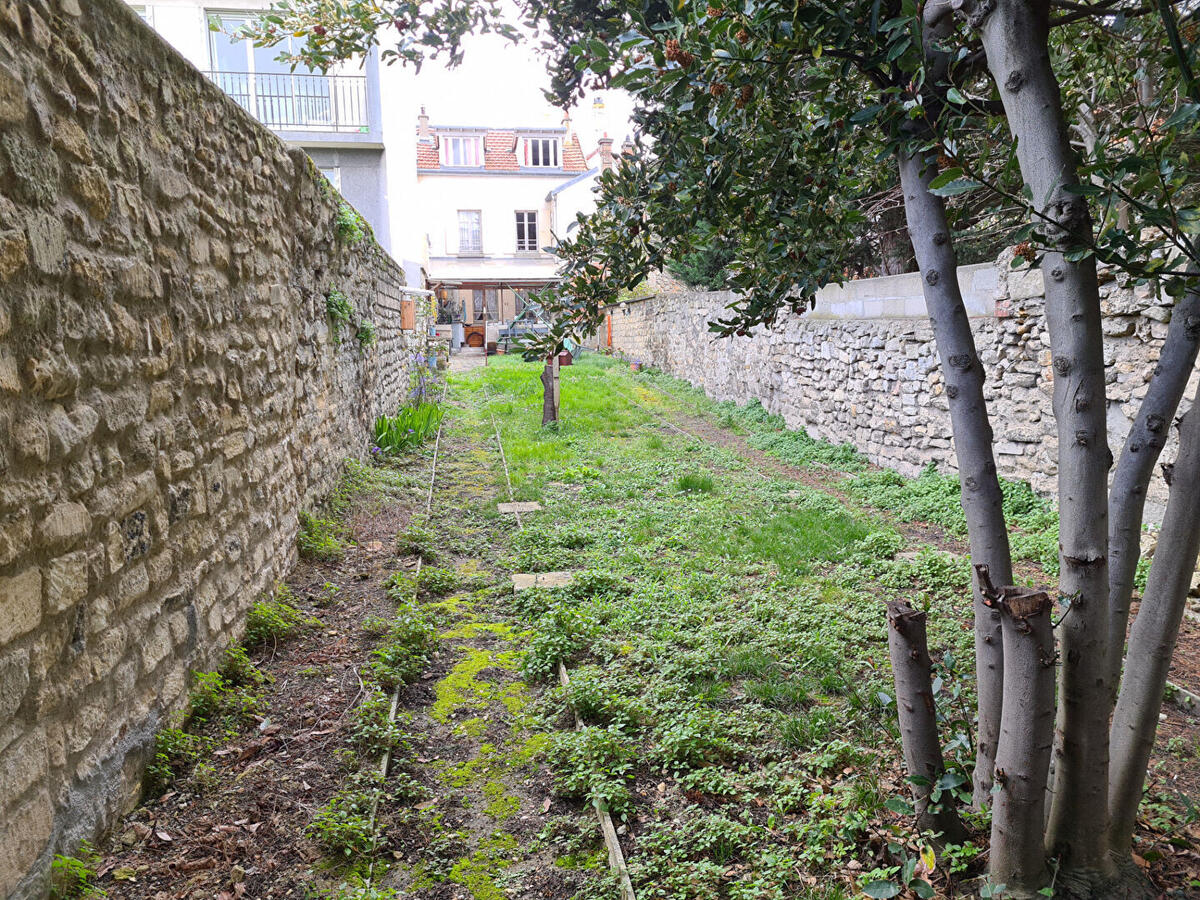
[[299, 511, 349, 562], [674, 472, 715, 494], [243, 585, 317, 648], [369, 602, 438, 690], [306, 787, 381, 860], [50, 841, 105, 899]]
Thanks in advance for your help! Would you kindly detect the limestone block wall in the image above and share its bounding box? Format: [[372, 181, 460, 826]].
[[0, 1, 429, 895], [606, 255, 1194, 520]]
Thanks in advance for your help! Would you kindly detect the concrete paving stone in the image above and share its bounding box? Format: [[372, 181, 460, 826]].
[[512, 571, 574, 592], [498, 501, 542, 513]]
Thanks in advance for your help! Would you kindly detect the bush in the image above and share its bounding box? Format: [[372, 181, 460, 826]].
[[188, 667, 263, 727], [326, 289, 354, 343], [350, 691, 410, 757], [548, 725, 637, 819], [653, 709, 734, 773], [523, 604, 595, 682], [416, 566, 460, 597], [396, 521, 437, 562], [146, 725, 212, 793], [334, 200, 369, 244]]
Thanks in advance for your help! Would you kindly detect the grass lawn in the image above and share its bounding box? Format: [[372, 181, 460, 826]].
[[457, 354, 996, 898]]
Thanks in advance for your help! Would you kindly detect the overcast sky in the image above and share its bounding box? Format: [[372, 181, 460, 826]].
[[403, 9, 636, 153]]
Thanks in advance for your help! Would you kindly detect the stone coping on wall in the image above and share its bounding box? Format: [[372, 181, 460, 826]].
[[810, 262, 998, 319]]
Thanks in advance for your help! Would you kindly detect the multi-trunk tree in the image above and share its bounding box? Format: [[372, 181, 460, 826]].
[[244, 1, 1199, 895]]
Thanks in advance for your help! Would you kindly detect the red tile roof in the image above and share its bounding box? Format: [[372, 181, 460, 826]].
[[416, 128, 594, 174], [484, 131, 519, 170], [416, 142, 439, 169], [562, 133, 587, 172]]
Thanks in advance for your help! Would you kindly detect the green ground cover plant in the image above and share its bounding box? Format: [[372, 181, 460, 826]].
[[458, 356, 970, 897], [49, 841, 105, 899], [439, 355, 1191, 898], [244, 584, 318, 648]]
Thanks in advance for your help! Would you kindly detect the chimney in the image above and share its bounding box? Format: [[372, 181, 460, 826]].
[[417, 106, 432, 143], [620, 134, 634, 158], [597, 133, 614, 171]]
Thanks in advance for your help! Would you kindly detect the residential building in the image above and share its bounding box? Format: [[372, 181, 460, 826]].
[[415, 109, 612, 347], [124, 1, 423, 282]]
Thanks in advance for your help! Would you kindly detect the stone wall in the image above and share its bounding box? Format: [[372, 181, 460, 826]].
[[0, 1, 430, 895], [603, 255, 1195, 520]]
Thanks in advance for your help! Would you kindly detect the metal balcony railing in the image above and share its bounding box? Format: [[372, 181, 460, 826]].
[[205, 71, 369, 133]]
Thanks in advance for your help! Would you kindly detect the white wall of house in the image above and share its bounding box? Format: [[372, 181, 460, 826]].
[[420, 174, 556, 258], [417, 169, 600, 285], [550, 172, 602, 242]]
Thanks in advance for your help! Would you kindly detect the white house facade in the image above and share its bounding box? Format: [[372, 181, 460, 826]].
[[415, 110, 612, 346]]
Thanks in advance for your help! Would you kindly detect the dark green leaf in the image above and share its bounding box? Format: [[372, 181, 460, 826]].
[[862, 882, 901, 899]]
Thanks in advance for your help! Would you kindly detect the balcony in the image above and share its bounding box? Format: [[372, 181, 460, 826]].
[[204, 71, 369, 134]]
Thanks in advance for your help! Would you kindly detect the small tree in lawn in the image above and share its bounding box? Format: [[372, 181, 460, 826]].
[[243, 2, 1200, 895]]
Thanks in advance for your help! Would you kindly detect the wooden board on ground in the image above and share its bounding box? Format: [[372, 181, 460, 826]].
[[498, 501, 542, 513], [512, 572, 574, 592]]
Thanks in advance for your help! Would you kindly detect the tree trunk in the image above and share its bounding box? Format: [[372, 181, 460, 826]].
[[978, 570, 1056, 898], [898, 147, 1011, 806], [976, 1, 1113, 874], [885, 600, 969, 842], [540, 358, 559, 426], [1106, 286, 1200, 700], [876, 200, 914, 276], [1108, 392, 1200, 851]]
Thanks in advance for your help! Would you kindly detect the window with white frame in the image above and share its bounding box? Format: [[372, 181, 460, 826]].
[[457, 210, 482, 253], [131, 4, 152, 23], [515, 211, 538, 252], [523, 137, 560, 168], [442, 135, 483, 167]]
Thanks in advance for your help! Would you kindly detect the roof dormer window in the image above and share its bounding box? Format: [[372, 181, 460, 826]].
[[442, 135, 483, 167], [523, 137, 560, 168]]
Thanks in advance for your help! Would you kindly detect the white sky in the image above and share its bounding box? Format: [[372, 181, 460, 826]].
[[401, 9, 636, 154]]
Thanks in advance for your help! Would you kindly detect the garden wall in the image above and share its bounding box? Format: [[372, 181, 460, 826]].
[[0, 1, 430, 894], [603, 255, 1195, 521]]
